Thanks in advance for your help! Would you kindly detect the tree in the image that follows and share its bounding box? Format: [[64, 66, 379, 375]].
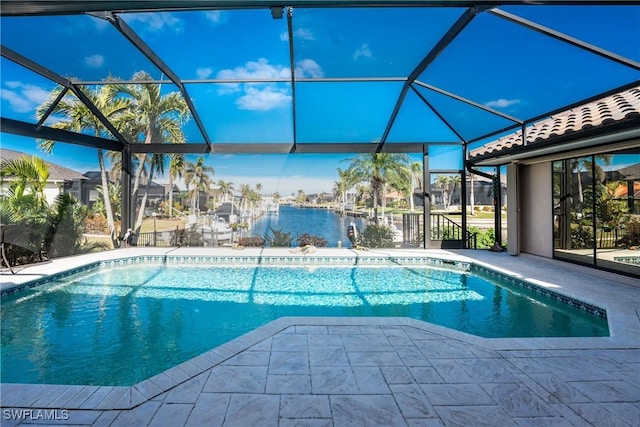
[[571, 155, 612, 207], [408, 161, 422, 213], [93, 182, 122, 223], [36, 84, 129, 248], [167, 153, 185, 218], [434, 174, 461, 211], [239, 184, 252, 212], [296, 189, 306, 204], [333, 168, 352, 211], [0, 156, 49, 206], [184, 157, 214, 213], [109, 71, 190, 231], [343, 153, 411, 224], [215, 180, 235, 202]]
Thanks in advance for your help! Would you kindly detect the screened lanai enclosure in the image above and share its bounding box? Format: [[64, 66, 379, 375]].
[[1, 1, 639, 276]]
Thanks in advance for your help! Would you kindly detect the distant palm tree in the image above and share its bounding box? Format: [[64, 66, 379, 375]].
[[239, 184, 252, 213], [272, 192, 281, 204], [216, 180, 235, 202], [296, 189, 306, 205], [343, 153, 411, 224], [333, 168, 353, 211], [167, 153, 184, 218], [36, 84, 129, 247], [255, 183, 263, 194], [184, 157, 215, 213], [434, 174, 461, 210]]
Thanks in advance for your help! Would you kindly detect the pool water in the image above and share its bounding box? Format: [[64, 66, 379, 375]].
[[1, 263, 608, 386]]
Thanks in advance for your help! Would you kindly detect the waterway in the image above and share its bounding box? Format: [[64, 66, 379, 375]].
[[250, 205, 368, 247]]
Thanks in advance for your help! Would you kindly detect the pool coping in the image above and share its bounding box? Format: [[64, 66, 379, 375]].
[[1, 248, 639, 411]]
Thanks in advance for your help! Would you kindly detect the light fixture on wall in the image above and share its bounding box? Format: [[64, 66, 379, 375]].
[[270, 6, 284, 19]]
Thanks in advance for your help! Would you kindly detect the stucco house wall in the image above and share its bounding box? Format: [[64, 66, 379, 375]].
[[519, 162, 553, 258]]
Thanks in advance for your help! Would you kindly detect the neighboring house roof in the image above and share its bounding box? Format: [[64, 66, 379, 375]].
[[470, 86, 640, 162], [83, 171, 104, 182], [605, 163, 640, 181], [1, 149, 86, 182]]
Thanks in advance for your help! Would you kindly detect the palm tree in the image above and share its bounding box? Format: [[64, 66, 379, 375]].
[[343, 153, 411, 224], [239, 184, 252, 213], [272, 192, 281, 204], [167, 153, 184, 218], [215, 180, 235, 202], [296, 189, 306, 205], [93, 182, 122, 222], [109, 71, 190, 231], [0, 156, 49, 205], [408, 161, 422, 213], [36, 84, 129, 248], [434, 174, 461, 210], [572, 155, 612, 206], [184, 157, 215, 213], [255, 183, 263, 194], [333, 168, 352, 212]]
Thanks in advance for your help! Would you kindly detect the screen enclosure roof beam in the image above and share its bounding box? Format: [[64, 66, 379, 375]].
[[98, 12, 213, 150], [1, 118, 125, 152], [2, 1, 634, 17], [0, 45, 128, 148], [127, 142, 457, 154]]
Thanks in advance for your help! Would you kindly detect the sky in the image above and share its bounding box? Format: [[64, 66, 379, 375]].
[[1, 5, 638, 194]]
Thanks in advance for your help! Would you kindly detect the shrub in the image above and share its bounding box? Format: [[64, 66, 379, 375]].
[[238, 236, 265, 247], [170, 226, 204, 247], [297, 233, 328, 247], [359, 224, 394, 248], [570, 222, 594, 249], [616, 220, 640, 249], [468, 226, 496, 249], [263, 226, 293, 247], [84, 213, 108, 233]]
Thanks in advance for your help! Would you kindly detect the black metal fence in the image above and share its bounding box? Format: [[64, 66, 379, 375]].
[[129, 226, 235, 247], [402, 213, 478, 249]]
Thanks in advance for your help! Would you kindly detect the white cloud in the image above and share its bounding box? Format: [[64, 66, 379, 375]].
[[485, 98, 521, 108], [280, 27, 316, 42], [295, 59, 323, 78], [85, 54, 105, 68], [236, 86, 290, 111], [124, 13, 182, 32], [1, 81, 50, 113], [196, 67, 213, 79], [216, 58, 323, 110], [204, 11, 223, 23], [353, 43, 373, 61], [217, 58, 291, 81]]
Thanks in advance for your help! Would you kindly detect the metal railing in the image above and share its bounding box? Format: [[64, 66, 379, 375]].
[[402, 213, 477, 249], [130, 226, 235, 247]]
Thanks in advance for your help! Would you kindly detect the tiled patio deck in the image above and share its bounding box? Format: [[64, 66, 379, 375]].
[[1, 248, 639, 426]]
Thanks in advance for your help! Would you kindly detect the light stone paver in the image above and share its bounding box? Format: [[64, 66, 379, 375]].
[[2, 249, 639, 426]]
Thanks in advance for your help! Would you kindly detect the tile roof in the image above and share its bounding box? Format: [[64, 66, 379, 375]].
[[470, 86, 640, 160], [0, 148, 86, 182]]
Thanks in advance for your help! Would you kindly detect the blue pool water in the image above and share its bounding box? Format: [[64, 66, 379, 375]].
[[0, 262, 608, 386]]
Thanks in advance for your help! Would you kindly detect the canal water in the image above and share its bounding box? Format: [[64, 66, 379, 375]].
[[250, 205, 368, 247]]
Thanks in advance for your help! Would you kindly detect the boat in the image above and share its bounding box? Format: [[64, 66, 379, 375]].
[[198, 217, 233, 244]]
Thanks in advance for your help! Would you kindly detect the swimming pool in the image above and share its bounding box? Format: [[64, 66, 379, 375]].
[[0, 256, 609, 386]]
